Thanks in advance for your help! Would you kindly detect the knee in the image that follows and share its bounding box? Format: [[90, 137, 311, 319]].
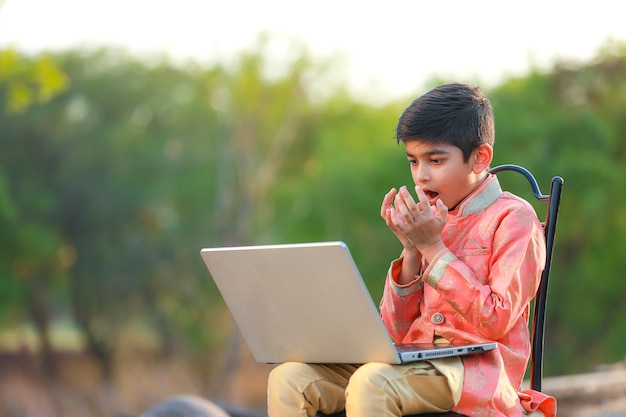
[[345, 363, 397, 413], [346, 362, 395, 400], [348, 362, 393, 390], [268, 362, 336, 415], [268, 362, 312, 392]]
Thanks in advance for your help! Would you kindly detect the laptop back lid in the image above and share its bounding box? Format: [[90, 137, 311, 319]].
[[200, 241, 402, 364]]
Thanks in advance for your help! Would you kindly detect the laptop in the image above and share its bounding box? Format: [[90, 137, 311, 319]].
[[200, 241, 496, 364]]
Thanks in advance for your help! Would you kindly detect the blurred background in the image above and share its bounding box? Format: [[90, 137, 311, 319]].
[[1, 1, 626, 416]]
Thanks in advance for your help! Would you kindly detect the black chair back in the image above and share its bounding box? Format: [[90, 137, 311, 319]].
[[488, 164, 563, 392]]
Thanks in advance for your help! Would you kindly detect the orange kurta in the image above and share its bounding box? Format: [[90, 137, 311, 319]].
[[380, 174, 556, 417]]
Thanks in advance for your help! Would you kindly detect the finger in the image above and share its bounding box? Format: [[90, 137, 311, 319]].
[[435, 199, 449, 224], [414, 186, 432, 213], [380, 188, 397, 218], [394, 191, 416, 223], [384, 207, 399, 227], [398, 186, 422, 218], [389, 207, 409, 231]]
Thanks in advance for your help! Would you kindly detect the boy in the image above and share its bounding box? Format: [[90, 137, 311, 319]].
[[267, 83, 556, 417]]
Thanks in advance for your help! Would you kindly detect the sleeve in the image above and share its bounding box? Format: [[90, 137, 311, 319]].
[[519, 389, 557, 417], [422, 206, 546, 340], [379, 256, 425, 343]]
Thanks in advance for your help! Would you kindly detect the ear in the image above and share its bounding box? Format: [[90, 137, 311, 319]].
[[471, 144, 493, 174]]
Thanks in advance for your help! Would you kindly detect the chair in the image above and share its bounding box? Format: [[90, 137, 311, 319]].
[[318, 164, 563, 417]]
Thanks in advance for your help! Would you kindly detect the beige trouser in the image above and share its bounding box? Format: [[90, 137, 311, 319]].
[[267, 359, 462, 417]]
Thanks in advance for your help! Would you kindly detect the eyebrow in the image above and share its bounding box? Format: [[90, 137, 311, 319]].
[[405, 148, 451, 158]]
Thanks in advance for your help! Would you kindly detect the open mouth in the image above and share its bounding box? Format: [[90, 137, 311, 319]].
[[424, 189, 439, 202]]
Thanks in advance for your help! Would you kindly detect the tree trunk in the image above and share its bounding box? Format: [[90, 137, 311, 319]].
[[25, 282, 57, 377]]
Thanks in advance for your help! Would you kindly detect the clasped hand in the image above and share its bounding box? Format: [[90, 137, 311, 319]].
[[381, 185, 448, 261]]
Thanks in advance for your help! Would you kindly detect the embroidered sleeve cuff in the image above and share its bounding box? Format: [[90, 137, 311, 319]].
[[389, 257, 424, 296], [424, 249, 457, 288]]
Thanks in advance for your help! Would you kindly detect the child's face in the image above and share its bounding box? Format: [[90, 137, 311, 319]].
[[404, 140, 486, 210]]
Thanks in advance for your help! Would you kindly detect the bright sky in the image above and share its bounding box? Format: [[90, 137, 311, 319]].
[[1, 0, 626, 102]]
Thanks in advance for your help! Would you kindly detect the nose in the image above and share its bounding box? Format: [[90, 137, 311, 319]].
[[412, 164, 430, 185]]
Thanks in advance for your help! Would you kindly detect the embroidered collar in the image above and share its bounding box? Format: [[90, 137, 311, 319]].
[[453, 174, 502, 217]]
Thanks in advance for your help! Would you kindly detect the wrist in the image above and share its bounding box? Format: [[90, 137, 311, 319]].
[[398, 248, 422, 285], [401, 247, 421, 259], [418, 241, 447, 264]]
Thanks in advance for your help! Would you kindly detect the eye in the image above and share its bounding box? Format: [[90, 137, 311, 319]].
[[431, 158, 443, 165], [408, 159, 418, 166]]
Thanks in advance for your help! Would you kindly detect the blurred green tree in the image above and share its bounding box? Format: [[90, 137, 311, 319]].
[[490, 40, 626, 374], [0, 49, 69, 375], [0, 50, 69, 114], [1, 39, 626, 391]]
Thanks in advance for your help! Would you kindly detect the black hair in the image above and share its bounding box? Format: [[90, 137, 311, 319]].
[[395, 83, 495, 161]]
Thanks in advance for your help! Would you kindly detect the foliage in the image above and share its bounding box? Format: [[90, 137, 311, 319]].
[[0, 50, 69, 114], [489, 47, 626, 373], [1, 40, 626, 382]]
